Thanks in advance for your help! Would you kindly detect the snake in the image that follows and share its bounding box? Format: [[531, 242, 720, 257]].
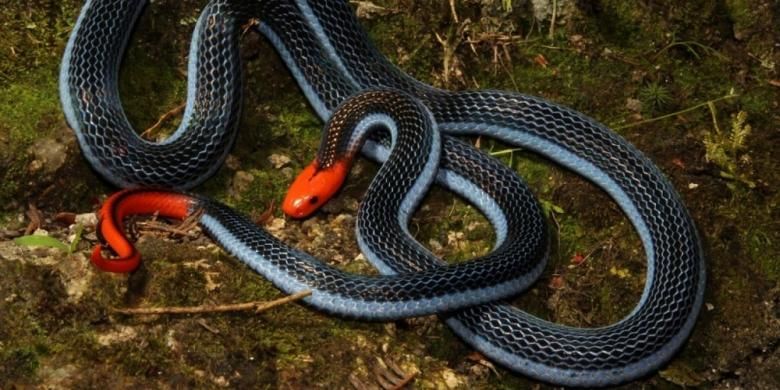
[[59, 0, 706, 386]]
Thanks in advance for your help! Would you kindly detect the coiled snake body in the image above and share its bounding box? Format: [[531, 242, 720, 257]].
[[60, 0, 705, 386]]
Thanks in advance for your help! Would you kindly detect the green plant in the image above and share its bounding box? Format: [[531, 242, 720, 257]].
[[14, 224, 84, 254], [540, 199, 565, 217], [653, 34, 728, 61], [638, 81, 672, 112], [502, 0, 513, 12], [703, 108, 755, 189]]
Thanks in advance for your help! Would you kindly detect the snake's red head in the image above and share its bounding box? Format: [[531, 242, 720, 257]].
[[283, 159, 349, 219]]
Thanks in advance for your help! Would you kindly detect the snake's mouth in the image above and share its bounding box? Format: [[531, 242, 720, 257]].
[[283, 159, 349, 219]]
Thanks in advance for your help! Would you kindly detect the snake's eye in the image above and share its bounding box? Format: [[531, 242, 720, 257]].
[[309, 196, 319, 205]]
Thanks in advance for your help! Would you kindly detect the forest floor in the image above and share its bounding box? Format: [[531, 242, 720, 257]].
[[1, 0, 778, 388]]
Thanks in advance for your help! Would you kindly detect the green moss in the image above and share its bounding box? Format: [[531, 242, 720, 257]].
[[118, 54, 187, 137], [747, 226, 779, 282], [0, 2, 96, 208], [740, 87, 775, 117], [583, 1, 646, 46], [0, 348, 41, 380], [724, 0, 754, 31], [363, 5, 439, 83], [0, 73, 60, 144]]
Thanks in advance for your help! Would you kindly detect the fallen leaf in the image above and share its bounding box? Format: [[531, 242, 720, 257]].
[[14, 235, 70, 252], [254, 200, 276, 226], [533, 54, 549, 68], [570, 252, 586, 266], [549, 274, 565, 289]]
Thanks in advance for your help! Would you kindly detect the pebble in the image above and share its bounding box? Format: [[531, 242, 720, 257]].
[[75, 212, 98, 228], [266, 218, 286, 234], [225, 154, 241, 170], [268, 154, 291, 169], [440, 369, 462, 389], [428, 239, 443, 253], [281, 167, 294, 179], [28, 138, 68, 175], [447, 231, 465, 247], [625, 98, 643, 113], [231, 170, 255, 195], [97, 326, 138, 346]]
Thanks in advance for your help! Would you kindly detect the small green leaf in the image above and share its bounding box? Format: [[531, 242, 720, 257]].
[[14, 235, 69, 252], [540, 199, 565, 216], [68, 224, 85, 255]]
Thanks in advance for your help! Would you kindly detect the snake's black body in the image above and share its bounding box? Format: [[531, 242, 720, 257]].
[[60, 0, 706, 386]]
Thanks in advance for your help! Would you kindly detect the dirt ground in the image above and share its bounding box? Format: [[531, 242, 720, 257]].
[[1, 0, 778, 388]]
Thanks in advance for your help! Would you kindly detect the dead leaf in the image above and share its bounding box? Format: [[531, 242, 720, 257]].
[[533, 54, 549, 68]]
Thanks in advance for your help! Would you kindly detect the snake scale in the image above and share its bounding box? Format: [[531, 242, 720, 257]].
[[59, 0, 705, 386]]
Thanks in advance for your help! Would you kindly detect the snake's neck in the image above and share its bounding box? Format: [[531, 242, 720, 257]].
[[283, 89, 436, 219]]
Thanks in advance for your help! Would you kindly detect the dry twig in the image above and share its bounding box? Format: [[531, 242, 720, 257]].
[[112, 290, 312, 315], [24, 203, 44, 235], [140, 103, 186, 140], [349, 357, 416, 390]]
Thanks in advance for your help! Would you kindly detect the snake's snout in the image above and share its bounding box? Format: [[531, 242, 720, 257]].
[[283, 160, 349, 219]]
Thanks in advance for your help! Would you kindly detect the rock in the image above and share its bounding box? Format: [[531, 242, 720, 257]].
[[281, 167, 294, 179], [268, 154, 291, 169], [440, 369, 462, 389], [39, 364, 78, 390], [28, 137, 68, 176], [626, 98, 643, 113], [225, 154, 241, 170], [74, 212, 98, 228], [447, 231, 465, 248], [266, 218, 286, 234], [0, 241, 59, 266], [329, 214, 354, 230], [428, 239, 444, 254], [97, 325, 138, 346], [56, 252, 93, 303], [530, 0, 573, 21], [321, 196, 359, 214], [231, 170, 255, 197]]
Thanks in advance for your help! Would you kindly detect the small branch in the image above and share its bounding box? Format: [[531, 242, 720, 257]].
[[448, 0, 459, 23], [140, 103, 186, 139], [613, 92, 739, 130], [112, 290, 312, 315], [136, 208, 204, 238], [25, 203, 44, 235], [137, 221, 199, 238], [490, 148, 522, 157], [707, 101, 721, 135], [548, 0, 558, 40]]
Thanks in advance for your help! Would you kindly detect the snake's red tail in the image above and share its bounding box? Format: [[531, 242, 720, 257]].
[[92, 189, 195, 273]]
